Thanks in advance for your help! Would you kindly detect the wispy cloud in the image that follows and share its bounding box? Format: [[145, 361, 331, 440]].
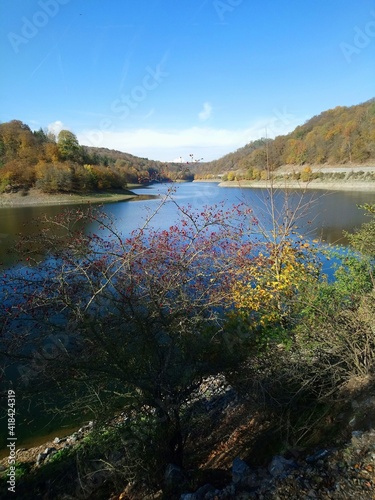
[[198, 102, 213, 121]]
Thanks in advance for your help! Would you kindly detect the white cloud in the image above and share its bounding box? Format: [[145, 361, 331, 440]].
[[198, 102, 212, 121], [78, 114, 301, 162], [47, 120, 65, 136], [79, 126, 248, 161]]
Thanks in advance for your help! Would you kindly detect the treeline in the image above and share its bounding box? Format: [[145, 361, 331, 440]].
[[0, 120, 193, 194], [196, 98, 375, 178]]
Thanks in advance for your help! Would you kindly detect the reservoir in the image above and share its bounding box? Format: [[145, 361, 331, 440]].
[[0, 182, 374, 451], [1, 182, 374, 269]]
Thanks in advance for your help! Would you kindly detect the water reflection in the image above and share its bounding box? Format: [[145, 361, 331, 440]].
[[0, 184, 374, 269]]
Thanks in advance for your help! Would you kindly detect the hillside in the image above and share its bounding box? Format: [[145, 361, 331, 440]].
[[0, 121, 193, 194], [2, 99, 373, 192], [1, 121, 375, 498], [195, 98, 375, 178]]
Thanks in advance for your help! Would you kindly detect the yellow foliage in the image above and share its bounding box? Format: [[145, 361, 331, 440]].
[[300, 166, 313, 182], [232, 241, 314, 326]]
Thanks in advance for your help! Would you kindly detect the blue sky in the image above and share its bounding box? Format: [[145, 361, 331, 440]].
[[1, 0, 374, 162]]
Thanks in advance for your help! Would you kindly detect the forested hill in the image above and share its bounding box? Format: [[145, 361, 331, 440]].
[[195, 98, 375, 178], [0, 120, 192, 194]]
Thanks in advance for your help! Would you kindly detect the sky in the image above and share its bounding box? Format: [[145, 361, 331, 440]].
[[1, 0, 374, 162]]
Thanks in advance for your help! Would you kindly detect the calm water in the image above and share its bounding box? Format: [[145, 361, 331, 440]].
[[0, 183, 374, 451], [0, 183, 374, 269]]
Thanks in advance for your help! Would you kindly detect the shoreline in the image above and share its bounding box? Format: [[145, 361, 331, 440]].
[[2, 179, 375, 208], [217, 179, 375, 192], [0, 188, 137, 208]]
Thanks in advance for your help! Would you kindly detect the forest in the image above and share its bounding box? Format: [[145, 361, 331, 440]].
[[2, 99, 375, 194], [195, 98, 375, 179], [0, 120, 193, 194]]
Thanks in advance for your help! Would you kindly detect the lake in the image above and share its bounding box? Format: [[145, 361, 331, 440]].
[[1, 183, 374, 270], [0, 182, 374, 452]]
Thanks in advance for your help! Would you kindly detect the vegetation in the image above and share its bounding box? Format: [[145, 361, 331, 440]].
[[1, 194, 252, 466], [195, 98, 375, 178], [1, 182, 375, 497], [0, 120, 193, 194], [2, 98, 374, 193], [1, 97, 375, 496]]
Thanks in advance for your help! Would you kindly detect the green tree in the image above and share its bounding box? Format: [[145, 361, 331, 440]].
[[345, 204, 375, 262], [57, 130, 81, 162]]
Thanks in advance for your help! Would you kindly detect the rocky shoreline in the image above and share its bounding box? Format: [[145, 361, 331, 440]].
[[0, 422, 93, 470], [195, 164, 375, 192], [218, 179, 375, 192]]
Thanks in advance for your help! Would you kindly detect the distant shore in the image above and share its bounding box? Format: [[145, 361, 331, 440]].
[[2, 177, 375, 208], [194, 164, 375, 191], [193, 178, 375, 191], [217, 179, 375, 191], [0, 188, 137, 208]]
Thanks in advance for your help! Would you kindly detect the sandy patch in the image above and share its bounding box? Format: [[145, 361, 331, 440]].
[[0, 189, 137, 208]]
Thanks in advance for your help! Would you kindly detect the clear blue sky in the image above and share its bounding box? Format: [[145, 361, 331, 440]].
[[1, 0, 374, 161]]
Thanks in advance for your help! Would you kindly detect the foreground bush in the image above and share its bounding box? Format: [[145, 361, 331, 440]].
[[2, 195, 374, 497]]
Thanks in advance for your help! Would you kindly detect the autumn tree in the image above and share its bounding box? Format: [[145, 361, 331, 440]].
[[231, 186, 321, 333], [35, 161, 74, 193], [198, 98, 375, 176], [300, 166, 313, 182]]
